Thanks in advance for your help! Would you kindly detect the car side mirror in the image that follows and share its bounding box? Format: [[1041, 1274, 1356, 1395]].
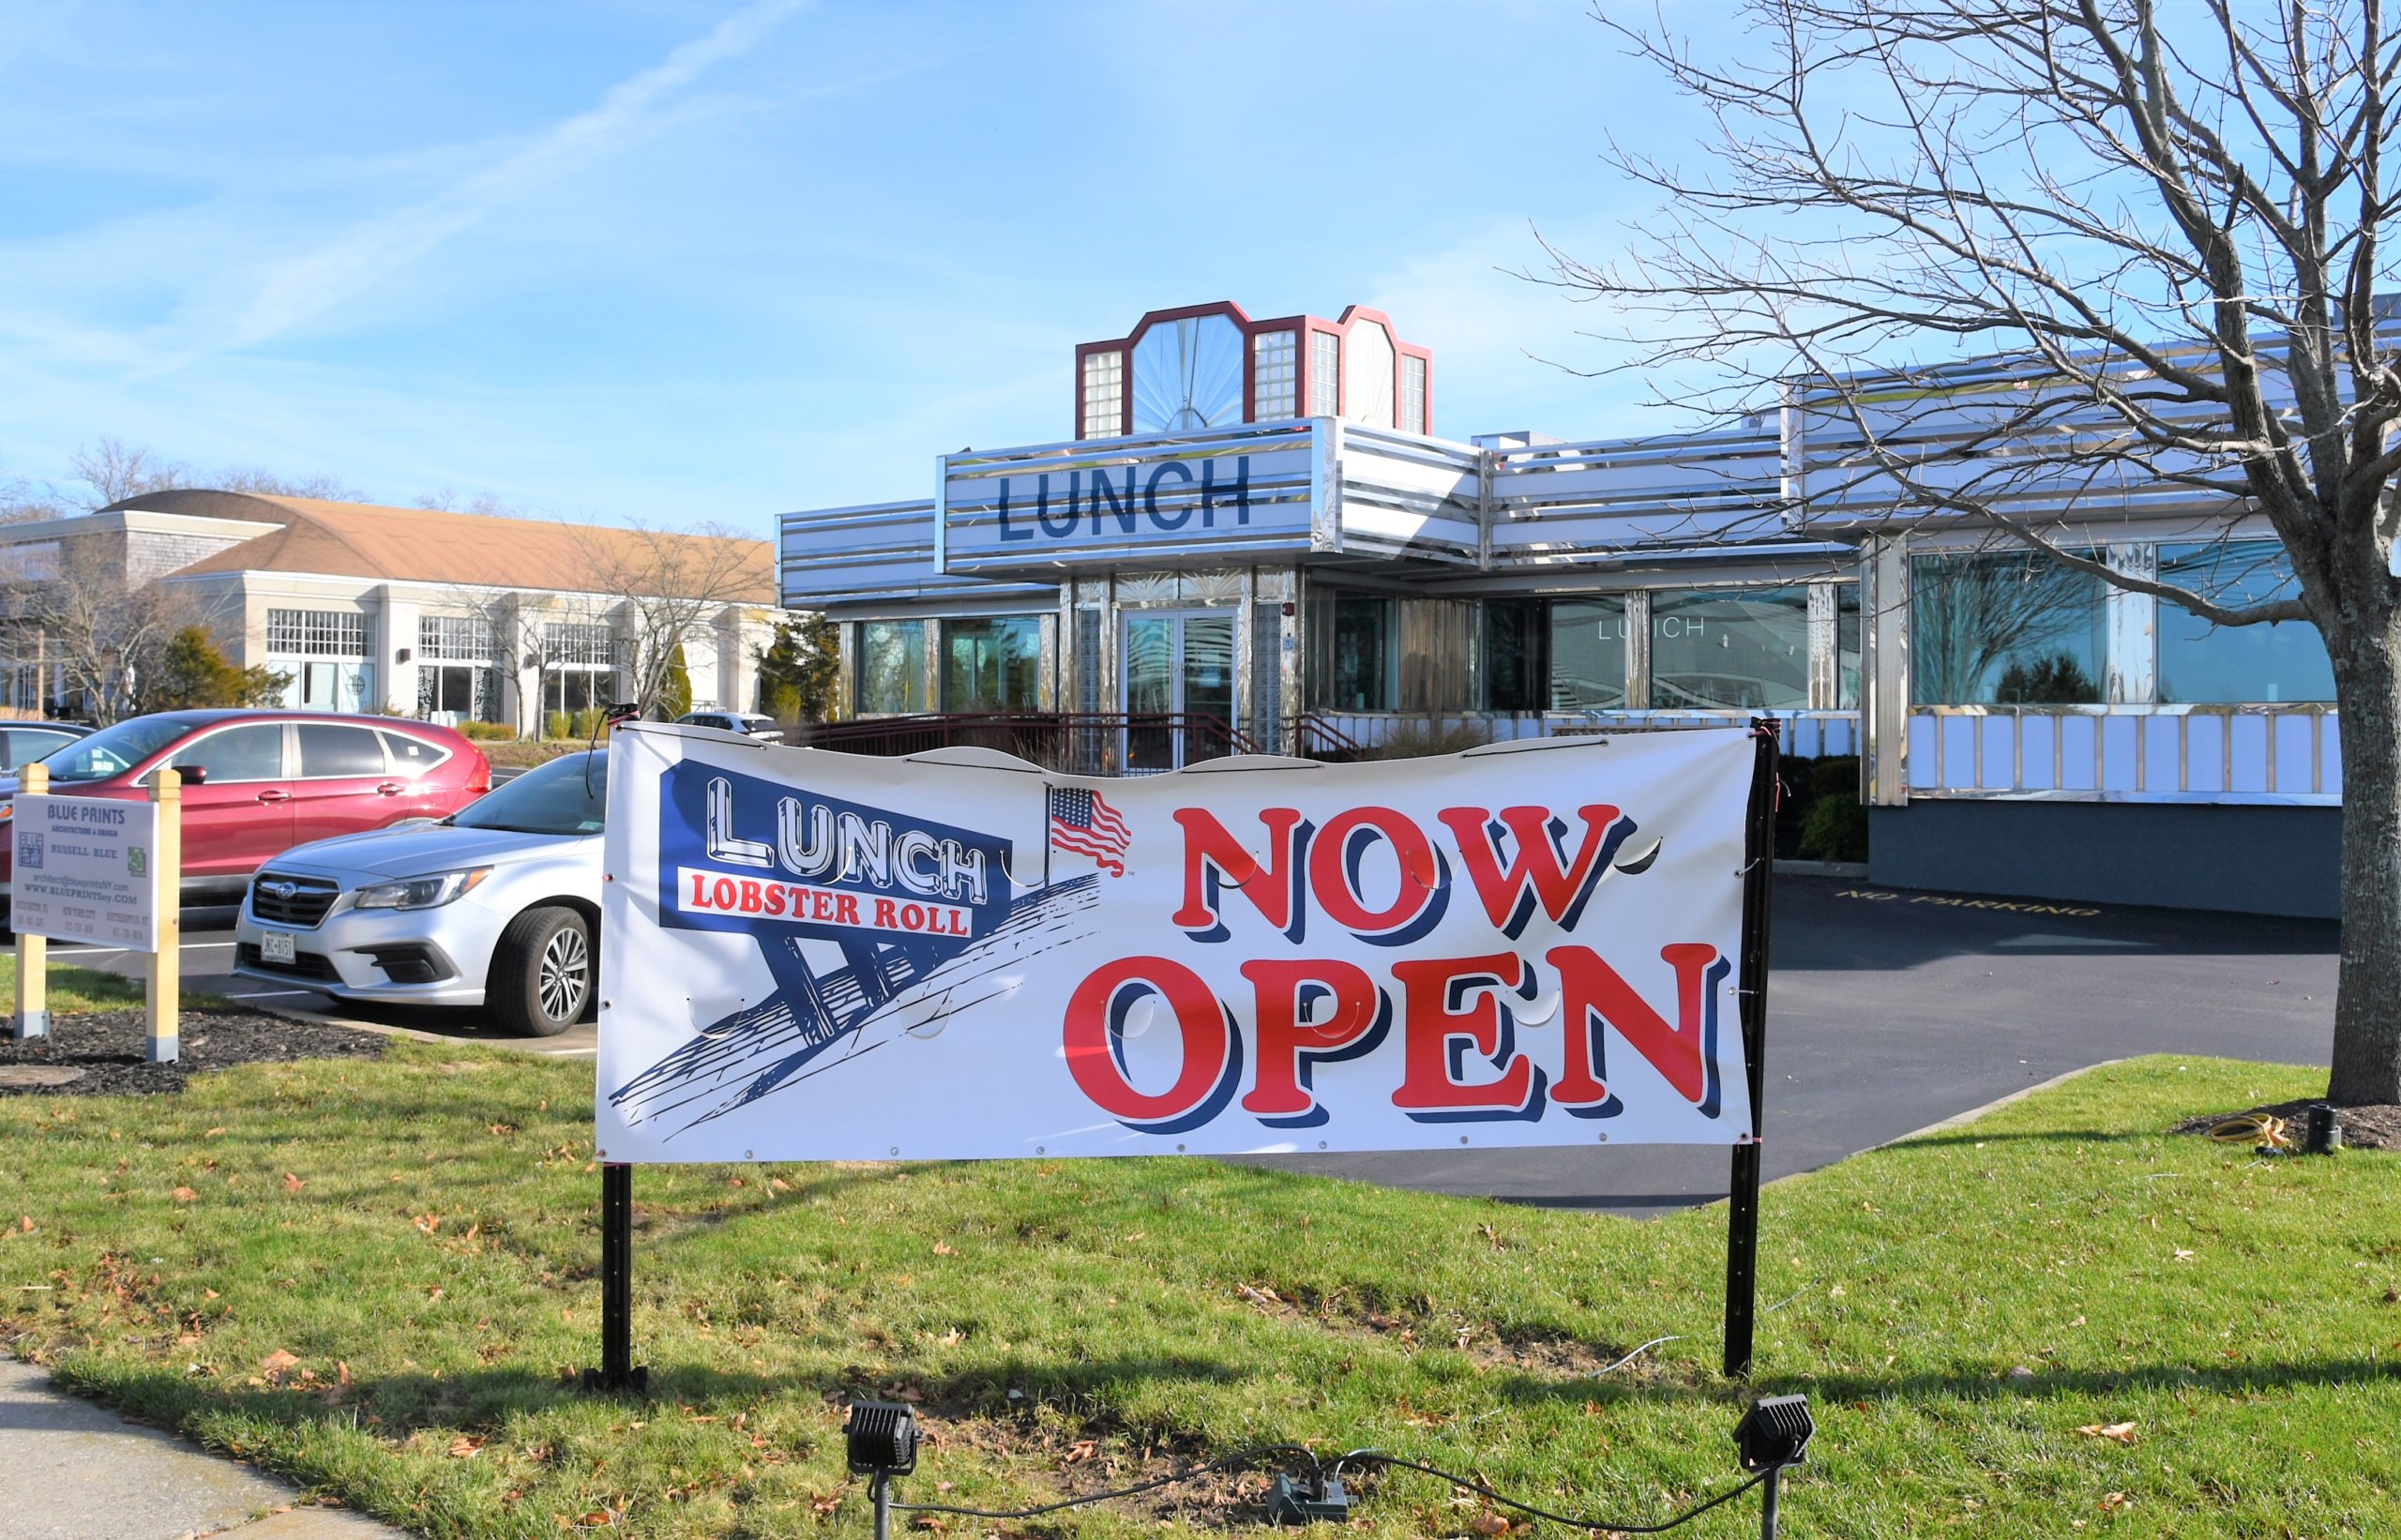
[[178, 763, 207, 785]]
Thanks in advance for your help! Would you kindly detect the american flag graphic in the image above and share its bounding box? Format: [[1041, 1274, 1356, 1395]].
[[1049, 786, 1130, 876]]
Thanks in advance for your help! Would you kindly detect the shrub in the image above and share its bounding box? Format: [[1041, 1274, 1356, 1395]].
[[456, 720, 516, 742], [143, 627, 285, 711], [1798, 793, 1870, 861], [1365, 715, 1496, 760]]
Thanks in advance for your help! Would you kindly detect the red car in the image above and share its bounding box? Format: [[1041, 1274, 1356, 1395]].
[[0, 710, 491, 906]]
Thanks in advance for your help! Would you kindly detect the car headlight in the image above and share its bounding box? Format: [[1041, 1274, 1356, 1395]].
[[354, 868, 490, 911]]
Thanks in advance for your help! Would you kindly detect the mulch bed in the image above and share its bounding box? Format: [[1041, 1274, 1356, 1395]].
[[2171, 1097, 2401, 1153], [0, 1010, 384, 1096]]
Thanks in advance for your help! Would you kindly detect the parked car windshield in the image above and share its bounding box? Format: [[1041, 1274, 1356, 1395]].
[[448, 751, 606, 836], [38, 716, 198, 783]]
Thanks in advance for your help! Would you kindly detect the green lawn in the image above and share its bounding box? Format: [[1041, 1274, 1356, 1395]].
[[0, 952, 232, 1014], [2, 1049, 2394, 1538]]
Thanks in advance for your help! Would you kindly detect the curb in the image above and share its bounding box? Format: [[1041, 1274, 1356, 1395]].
[[1877, 1059, 2132, 1148]]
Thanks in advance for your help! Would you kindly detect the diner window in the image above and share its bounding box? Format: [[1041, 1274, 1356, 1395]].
[[1484, 598, 1548, 711], [1252, 331, 1297, 421], [942, 617, 1039, 712], [1080, 350, 1124, 438], [1075, 610, 1102, 713], [1652, 587, 1812, 710], [1548, 596, 1629, 710], [1912, 550, 2107, 703], [1401, 355, 1428, 434], [1309, 332, 1341, 416], [1837, 585, 1863, 708], [1316, 594, 1394, 711], [2156, 540, 2334, 702], [857, 620, 927, 715]]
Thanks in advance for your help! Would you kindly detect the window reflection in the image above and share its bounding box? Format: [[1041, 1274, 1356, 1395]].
[[857, 620, 926, 715], [942, 617, 1039, 712], [1548, 598, 1627, 710], [1911, 551, 2106, 704], [2156, 541, 2333, 702], [1652, 588, 1811, 710]]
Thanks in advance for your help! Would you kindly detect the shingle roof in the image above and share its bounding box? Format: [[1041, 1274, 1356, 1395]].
[[113, 490, 777, 603]]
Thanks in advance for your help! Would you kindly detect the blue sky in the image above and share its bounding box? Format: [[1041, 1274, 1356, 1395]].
[[0, 0, 1705, 526]]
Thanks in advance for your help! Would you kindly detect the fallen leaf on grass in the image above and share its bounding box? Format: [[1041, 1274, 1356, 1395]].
[[204, 1127, 226, 1137], [931, 1240, 955, 1256], [911, 1517, 947, 1532], [413, 1215, 441, 1234], [282, 1173, 304, 1194], [449, 1435, 485, 1457], [2075, 1422, 2138, 1445], [2099, 1490, 2133, 1512], [260, 1350, 300, 1383], [13, 1216, 32, 1234], [171, 1187, 197, 1203], [1469, 1512, 1512, 1536], [2171, 1247, 2196, 1262], [808, 1491, 841, 1515]]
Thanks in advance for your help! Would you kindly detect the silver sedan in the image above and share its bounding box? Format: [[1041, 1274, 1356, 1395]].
[[234, 751, 606, 1035]]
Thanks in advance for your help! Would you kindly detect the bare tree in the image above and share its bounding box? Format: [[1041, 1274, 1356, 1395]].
[[1558, 0, 2401, 1105], [215, 466, 367, 502], [67, 436, 189, 509], [0, 536, 204, 722], [570, 521, 772, 718]]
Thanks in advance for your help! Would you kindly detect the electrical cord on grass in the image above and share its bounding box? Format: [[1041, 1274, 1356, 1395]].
[[891, 1438, 1789, 1532], [889, 1442, 1322, 1520], [1330, 1451, 1782, 1534]]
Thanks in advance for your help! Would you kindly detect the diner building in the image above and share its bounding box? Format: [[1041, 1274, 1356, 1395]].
[[778, 299, 2344, 917]]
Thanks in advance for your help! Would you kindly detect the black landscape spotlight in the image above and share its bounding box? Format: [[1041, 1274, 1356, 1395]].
[[1733, 1394, 1814, 1540], [845, 1399, 920, 1540]]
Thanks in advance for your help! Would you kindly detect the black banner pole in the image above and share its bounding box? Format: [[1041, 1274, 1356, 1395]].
[[582, 1161, 648, 1394], [1723, 722, 1779, 1380]]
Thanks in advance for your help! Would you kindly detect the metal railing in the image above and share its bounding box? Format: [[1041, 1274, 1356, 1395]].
[[1291, 714, 1371, 762], [800, 712, 1258, 777]]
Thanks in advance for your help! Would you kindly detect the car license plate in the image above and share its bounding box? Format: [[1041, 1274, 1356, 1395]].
[[261, 931, 296, 965]]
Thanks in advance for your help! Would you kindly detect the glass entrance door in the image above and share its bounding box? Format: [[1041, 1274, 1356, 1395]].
[[1122, 610, 1236, 771]]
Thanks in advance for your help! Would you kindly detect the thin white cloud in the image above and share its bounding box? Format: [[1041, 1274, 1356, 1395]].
[[158, 0, 808, 371]]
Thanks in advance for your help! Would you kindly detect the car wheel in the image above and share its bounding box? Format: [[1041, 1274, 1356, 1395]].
[[490, 906, 592, 1037]]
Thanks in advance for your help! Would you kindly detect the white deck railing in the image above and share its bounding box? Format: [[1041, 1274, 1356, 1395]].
[[1904, 704, 2339, 805]]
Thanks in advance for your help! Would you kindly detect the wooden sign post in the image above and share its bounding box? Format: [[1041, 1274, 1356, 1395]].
[[10, 761, 47, 1040], [146, 768, 180, 1064]]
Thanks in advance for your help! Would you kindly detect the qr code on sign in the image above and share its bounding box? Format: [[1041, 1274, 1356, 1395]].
[[17, 832, 41, 870]]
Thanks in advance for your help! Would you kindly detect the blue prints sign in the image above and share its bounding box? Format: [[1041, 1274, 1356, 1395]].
[[13, 793, 160, 950], [939, 424, 1320, 573], [596, 723, 1760, 1164]]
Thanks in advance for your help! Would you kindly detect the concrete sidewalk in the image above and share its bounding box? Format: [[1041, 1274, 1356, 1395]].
[[0, 1358, 409, 1540]]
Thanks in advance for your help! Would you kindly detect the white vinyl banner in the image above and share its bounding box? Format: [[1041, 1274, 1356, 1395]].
[[596, 725, 1759, 1164]]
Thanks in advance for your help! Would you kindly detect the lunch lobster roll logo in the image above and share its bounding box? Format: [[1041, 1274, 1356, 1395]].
[[654, 762, 1012, 953]]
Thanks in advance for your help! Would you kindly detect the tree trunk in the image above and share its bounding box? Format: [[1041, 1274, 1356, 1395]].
[[2331, 621, 2401, 1106]]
